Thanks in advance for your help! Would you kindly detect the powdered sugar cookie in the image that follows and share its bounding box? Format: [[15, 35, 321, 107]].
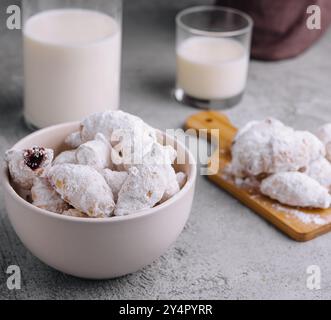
[[66, 111, 156, 153], [102, 169, 128, 201], [48, 164, 115, 217], [231, 119, 324, 177], [115, 143, 180, 210], [143, 143, 179, 202], [260, 172, 331, 209], [326, 142, 331, 162], [53, 150, 77, 165], [115, 166, 167, 216], [161, 174, 180, 203], [5, 147, 54, 189], [315, 123, 331, 145], [31, 177, 70, 213], [295, 130, 326, 166], [233, 120, 259, 143], [65, 131, 83, 148], [76, 133, 113, 169], [143, 143, 177, 166], [304, 157, 331, 190], [83, 111, 156, 145], [66, 111, 157, 164], [110, 127, 159, 168], [314, 124, 331, 161]]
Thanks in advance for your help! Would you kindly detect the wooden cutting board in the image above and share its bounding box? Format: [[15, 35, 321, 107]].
[[185, 110, 331, 242]]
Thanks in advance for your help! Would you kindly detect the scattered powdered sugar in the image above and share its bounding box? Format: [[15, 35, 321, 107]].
[[221, 173, 231, 182], [221, 165, 261, 194], [234, 176, 261, 192], [272, 204, 326, 225]]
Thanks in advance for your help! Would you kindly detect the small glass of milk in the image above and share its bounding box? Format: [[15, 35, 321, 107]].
[[22, 0, 122, 129], [175, 6, 253, 109]]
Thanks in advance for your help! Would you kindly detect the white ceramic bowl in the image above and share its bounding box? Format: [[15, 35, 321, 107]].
[[2, 122, 196, 279]]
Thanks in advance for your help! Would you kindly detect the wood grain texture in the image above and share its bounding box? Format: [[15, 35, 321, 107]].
[[186, 111, 331, 242]]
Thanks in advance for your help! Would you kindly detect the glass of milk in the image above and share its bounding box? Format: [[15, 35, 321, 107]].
[[22, 0, 122, 129], [175, 6, 253, 109]]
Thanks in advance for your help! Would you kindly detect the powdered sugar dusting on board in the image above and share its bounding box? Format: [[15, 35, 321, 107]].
[[272, 204, 326, 225]]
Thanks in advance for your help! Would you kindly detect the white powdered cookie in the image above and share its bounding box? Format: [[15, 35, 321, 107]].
[[115, 143, 180, 212], [260, 172, 331, 209], [315, 124, 331, 161], [143, 143, 179, 203], [161, 175, 180, 203], [233, 120, 259, 143], [326, 142, 331, 162], [102, 169, 128, 202], [48, 164, 115, 217], [115, 166, 167, 216], [315, 123, 331, 145], [31, 177, 70, 213], [141, 142, 177, 166], [295, 130, 326, 166], [231, 119, 324, 177], [65, 131, 83, 148], [304, 157, 331, 190], [76, 133, 113, 169], [5, 147, 54, 189], [65, 111, 157, 167], [53, 150, 77, 165]]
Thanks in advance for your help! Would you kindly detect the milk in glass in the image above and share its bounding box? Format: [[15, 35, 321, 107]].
[[176, 37, 248, 100], [24, 9, 121, 128]]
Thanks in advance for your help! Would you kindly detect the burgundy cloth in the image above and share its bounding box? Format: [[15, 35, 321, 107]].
[[216, 0, 331, 60]]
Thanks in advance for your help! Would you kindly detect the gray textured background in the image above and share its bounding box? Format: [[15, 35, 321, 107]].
[[1, 0, 331, 300]]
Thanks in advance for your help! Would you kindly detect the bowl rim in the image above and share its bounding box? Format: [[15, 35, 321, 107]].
[[2, 121, 197, 224]]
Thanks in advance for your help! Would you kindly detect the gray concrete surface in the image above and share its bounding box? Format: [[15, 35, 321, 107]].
[[1, 0, 331, 300]]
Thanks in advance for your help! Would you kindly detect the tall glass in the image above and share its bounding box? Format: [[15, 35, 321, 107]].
[[22, 0, 122, 129], [175, 6, 253, 109]]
